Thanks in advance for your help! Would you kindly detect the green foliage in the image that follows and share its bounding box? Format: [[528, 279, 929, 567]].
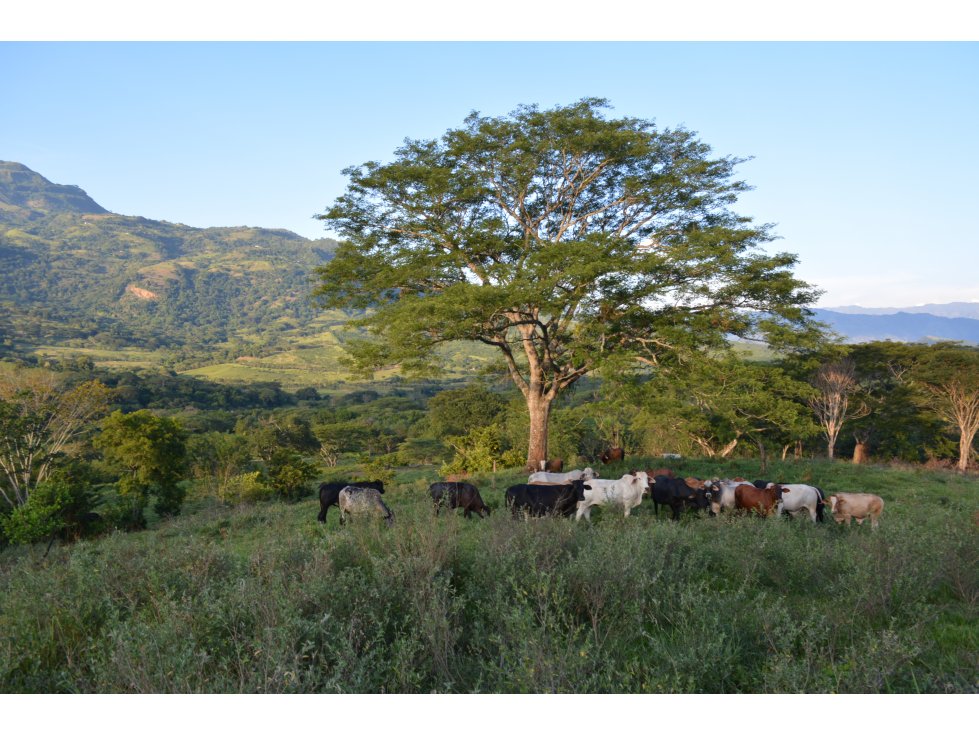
[[261, 450, 317, 502], [361, 457, 396, 485], [95, 410, 188, 519], [0, 478, 70, 545], [426, 383, 507, 439], [236, 414, 320, 462], [186, 432, 253, 502]]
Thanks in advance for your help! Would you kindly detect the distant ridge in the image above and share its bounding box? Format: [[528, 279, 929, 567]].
[[826, 302, 979, 320], [813, 309, 979, 345], [0, 161, 108, 216]]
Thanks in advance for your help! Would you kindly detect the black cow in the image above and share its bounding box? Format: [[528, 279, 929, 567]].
[[429, 482, 491, 519], [651, 476, 713, 521], [317, 480, 384, 522], [505, 480, 587, 518]]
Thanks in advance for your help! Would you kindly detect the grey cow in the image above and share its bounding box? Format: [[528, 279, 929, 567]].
[[338, 486, 394, 527]]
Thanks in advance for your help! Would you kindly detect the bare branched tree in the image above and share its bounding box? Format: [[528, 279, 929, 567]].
[[808, 358, 869, 460], [0, 368, 110, 508], [923, 379, 979, 472]]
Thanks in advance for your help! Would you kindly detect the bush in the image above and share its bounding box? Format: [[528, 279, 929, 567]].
[[261, 450, 317, 501]]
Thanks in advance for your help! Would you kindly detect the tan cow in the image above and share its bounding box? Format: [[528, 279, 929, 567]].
[[827, 493, 884, 528]]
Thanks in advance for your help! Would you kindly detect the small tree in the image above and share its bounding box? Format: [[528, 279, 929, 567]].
[[913, 344, 979, 472], [809, 358, 869, 459], [95, 410, 188, 523], [262, 449, 317, 501]]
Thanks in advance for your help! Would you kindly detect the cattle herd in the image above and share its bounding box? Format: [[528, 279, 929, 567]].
[[317, 465, 885, 529]]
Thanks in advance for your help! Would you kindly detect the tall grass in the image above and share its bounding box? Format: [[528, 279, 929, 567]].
[[1, 459, 976, 692]]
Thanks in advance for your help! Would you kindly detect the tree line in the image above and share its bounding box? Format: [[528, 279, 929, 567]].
[[1, 338, 976, 548]]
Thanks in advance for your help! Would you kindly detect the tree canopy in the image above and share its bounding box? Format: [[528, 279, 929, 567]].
[[315, 99, 821, 465]]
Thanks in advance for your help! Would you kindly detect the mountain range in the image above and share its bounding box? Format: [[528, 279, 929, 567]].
[[812, 309, 979, 345]]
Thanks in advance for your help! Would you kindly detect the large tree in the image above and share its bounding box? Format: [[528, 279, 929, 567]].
[[315, 99, 820, 467]]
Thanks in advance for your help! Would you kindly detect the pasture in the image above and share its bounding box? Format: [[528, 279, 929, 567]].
[[0, 458, 975, 693]]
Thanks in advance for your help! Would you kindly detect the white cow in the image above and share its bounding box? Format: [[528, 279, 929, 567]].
[[827, 493, 884, 528], [774, 484, 824, 523], [575, 472, 650, 522], [703, 478, 739, 515], [528, 467, 598, 484]]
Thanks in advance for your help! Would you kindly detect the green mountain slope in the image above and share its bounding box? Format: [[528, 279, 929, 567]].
[[0, 161, 338, 355], [0, 162, 499, 386]]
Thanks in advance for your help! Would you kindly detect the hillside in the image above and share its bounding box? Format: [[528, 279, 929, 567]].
[[0, 162, 503, 387], [0, 161, 338, 360]]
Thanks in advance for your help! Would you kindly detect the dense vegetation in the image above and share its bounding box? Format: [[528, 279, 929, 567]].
[[0, 458, 974, 693]]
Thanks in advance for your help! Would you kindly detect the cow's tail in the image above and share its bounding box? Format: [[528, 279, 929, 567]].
[[380, 500, 395, 527], [814, 486, 826, 522]]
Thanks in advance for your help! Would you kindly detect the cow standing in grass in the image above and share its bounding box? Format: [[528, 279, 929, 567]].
[[338, 486, 394, 527], [317, 480, 384, 522], [506, 481, 587, 518], [827, 493, 884, 528], [429, 482, 491, 519], [576, 472, 651, 522]]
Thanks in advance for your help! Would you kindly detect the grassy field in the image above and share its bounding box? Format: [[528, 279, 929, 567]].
[[1, 458, 975, 693]]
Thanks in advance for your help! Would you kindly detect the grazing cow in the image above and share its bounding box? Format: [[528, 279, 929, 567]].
[[338, 486, 394, 527], [827, 493, 884, 528], [506, 481, 587, 518], [599, 447, 626, 464], [734, 483, 786, 517], [576, 472, 651, 522], [318, 480, 384, 522], [774, 484, 825, 523], [429, 482, 491, 519], [652, 476, 713, 521], [528, 467, 598, 484]]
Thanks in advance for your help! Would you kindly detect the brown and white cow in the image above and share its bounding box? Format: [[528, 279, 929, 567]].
[[827, 493, 884, 528], [734, 483, 786, 517]]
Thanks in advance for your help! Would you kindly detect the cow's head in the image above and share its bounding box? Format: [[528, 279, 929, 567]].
[[581, 467, 598, 481], [633, 471, 651, 495]]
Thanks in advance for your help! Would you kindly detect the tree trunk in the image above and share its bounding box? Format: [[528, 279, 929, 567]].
[[781, 444, 791, 461], [755, 439, 768, 474], [959, 431, 976, 472], [827, 435, 836, 460], [853, 442, 869, 465], [795, 440, 804, 460], [526, 395, 552, 470]]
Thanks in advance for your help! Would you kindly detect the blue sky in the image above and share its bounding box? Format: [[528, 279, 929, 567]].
[[2, 41, 977, 307]]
